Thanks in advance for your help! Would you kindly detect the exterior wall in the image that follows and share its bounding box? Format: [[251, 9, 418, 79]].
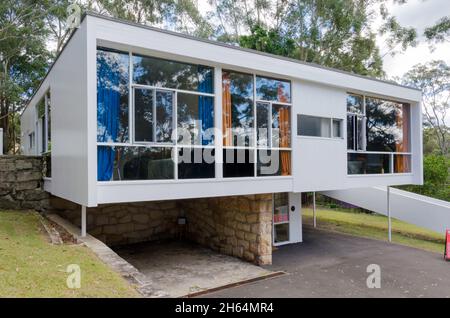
[[293, 80, 423, 192], [20, 19, 94, 206], [180, 194, 273, 265], [50, 193, 274, 265], [0, 156, 49, 210]]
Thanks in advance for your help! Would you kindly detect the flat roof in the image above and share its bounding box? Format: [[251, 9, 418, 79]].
[[23, 11, 420, 116]]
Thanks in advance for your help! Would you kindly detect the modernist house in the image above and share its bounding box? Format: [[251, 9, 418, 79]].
[[20, 12, 423, 264]]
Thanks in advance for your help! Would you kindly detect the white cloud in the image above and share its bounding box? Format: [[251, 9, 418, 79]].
[[377, 0, 450, 78]]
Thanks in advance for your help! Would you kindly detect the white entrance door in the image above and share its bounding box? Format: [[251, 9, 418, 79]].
[[273, 192, 302, 246]]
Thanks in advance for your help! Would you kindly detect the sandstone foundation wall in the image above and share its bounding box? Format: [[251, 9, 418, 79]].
[[0, 156, 49, 210]]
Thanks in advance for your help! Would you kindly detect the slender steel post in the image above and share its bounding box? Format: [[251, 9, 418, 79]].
[[81, 205, 86, 237], [313, 192, 317, 228], [387, 187, 391, 242]]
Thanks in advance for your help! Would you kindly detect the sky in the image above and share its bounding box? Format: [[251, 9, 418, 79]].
[[378, 0, 450, 78]]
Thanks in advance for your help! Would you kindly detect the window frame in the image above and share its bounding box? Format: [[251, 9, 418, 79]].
[[222, 71, 293, 178], [296, 114, 344, 140], [97, 50, 217, 182], [346, 92, 412, 176], [96, 48, 293, 182]]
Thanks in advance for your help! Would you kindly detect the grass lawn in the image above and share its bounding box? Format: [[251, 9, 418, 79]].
[[303, 207, 445, 254], [0, 210, 139, 297]]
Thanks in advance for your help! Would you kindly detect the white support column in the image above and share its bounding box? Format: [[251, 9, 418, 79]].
[[387, 186, 392, 242], [81, 205, 87, 237], [313, 192, 317, 228]]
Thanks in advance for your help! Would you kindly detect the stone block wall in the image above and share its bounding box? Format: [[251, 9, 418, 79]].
[[51, 194, 274, 265], [50, 197, 182, 246], [179, 194, 273, 265], [0, 156, 49, 210]]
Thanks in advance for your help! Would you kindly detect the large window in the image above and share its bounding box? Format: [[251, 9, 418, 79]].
[[222, 71, 292, 177], [97, 48, 214, 181], [347, 93, 411, 175], [97, 48, 292, 181]]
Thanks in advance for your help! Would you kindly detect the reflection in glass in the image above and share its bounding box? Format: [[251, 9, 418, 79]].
[[223, 149, 255, 178], [272, 104, 291, 147], [222, 71, 254, 147], [97, 48, 130, 143], [347, 153, 391, 174], [256, 76, 291, 103], [257, 150, 291, 176], [366, 98, 410, 152], [394, 154, 411, 173], [273, 192, 289, 243], [333, 119, 342, 138], [134, 88, 154, 142], [274, 223, 289, 243], [133, 54, 213, 93], [347, 94, 363, 114], [177, 93, 214, 145], [178, 147, 215, 179], [347, 114, 365, 150], [98, 146, 174, 181], [155, 91, 173, 142], [297, 115, 330, 138], [256, 102, 269, 147]]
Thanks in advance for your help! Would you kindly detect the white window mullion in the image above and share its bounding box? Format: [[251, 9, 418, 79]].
[[214, 66, 223, 179], [152, 89, 157, 142], [174, 91, 178, 180], [253, 74, 257, 177], [128, 52, 134, 145], [268, 102, 273, 148]]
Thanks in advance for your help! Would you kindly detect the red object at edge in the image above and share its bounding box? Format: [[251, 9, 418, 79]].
[[445, 229, 450, 261]]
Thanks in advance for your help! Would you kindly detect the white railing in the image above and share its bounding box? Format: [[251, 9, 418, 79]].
[[321, 186, 450, 234]]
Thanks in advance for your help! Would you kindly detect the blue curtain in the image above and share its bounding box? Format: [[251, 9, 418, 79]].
[[97, 54, 120, 181], [198, 67, 214, 145]]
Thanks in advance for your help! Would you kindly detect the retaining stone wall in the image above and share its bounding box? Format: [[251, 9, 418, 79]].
[[0, 156, 49, 210]]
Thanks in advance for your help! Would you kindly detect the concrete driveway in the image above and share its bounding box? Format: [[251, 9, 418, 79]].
[[202, 226, 450, 298]]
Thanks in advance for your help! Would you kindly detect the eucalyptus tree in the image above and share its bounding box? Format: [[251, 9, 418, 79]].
[[208, 0, 417, 78], [402, 60, 450, 156]]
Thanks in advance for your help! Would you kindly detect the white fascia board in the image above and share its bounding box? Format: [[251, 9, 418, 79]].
[[88, 14, 421, 103], [97, 178, 293, 204]]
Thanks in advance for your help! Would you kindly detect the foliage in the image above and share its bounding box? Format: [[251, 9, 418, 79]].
[[0, 0, 52, 154], [402, 60, 450, 156], [211, 0, 418, 78], [424, 16, 450, 44], [401, 154, 449, 201]]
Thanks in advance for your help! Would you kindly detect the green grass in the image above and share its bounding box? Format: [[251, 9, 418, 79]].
[[0, 210, 139, 297], [303, 207, 445, 254]]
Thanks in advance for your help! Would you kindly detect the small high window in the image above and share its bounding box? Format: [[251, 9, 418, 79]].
[[297, 115, 342, 139]]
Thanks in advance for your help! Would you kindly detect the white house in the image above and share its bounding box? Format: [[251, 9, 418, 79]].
[[20, 12, 422, 263]]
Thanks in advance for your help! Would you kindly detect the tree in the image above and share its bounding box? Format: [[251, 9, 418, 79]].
[[0, 0, 51, 154], [402, 154, 449, 201], [84, 0, 212, 37], [402, 60, 450, 156], [209, 0, 417, 78], [424, 16, 450, 45]]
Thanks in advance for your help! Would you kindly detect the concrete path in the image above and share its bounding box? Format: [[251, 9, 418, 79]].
[[202, 226, 450, 298], [114, 241, 277, 298]]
